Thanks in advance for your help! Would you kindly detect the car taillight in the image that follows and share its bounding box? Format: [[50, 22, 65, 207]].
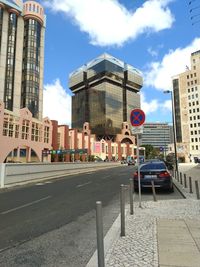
[[159, 171, 170, 178], [133, 172, 143, 179]]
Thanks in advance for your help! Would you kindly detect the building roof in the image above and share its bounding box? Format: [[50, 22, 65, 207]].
[[1, 0, 23, 11], [69, 53, 142, 78]]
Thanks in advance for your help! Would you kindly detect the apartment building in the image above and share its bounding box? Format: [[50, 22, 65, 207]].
[[172, 50, 200, 162]]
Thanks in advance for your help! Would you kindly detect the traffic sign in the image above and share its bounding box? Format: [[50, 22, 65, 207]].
[[130, 109, 145, 127]]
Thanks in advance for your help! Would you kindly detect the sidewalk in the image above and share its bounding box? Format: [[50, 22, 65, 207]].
[[87, 180, 200, 267]]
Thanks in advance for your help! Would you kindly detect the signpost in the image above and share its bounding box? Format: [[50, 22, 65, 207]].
[[130, 108, 145, 208]]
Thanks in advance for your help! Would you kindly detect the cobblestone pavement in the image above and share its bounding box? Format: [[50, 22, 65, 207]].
[[104, 197, 200, 267]]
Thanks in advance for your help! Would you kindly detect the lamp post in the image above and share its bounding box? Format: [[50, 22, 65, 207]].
[[164, 90, 179, 180]]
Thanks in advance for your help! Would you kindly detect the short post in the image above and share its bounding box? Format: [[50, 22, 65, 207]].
[[195, 180, 200, 200], [129, 178, 134, 215], [96, 201, 105, 267], [189, 176, 193, 193], [0, 163, 5, 188], [184, 174, 187, 188], [151, 181, 157, 202], [180, 172, 183, 185], [176, 168, 179, 182], [120, 184, 125, 237]]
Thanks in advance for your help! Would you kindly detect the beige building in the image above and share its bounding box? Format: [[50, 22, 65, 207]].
[[172, 50, 200, 162], [0, 0, 52, 163]]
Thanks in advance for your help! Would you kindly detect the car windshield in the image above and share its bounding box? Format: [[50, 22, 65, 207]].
[[140, 162, 166, 170]]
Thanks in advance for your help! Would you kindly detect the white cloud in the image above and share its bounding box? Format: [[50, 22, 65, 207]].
[[43, 0, 174, 46], [141, 92, 171, 116], [144, 38, 200, 91], [43, 79, 71, 126], [141, 93, 159, 114]]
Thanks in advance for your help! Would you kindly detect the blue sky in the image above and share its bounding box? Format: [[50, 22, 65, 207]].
[[39, 0, 200, 126]]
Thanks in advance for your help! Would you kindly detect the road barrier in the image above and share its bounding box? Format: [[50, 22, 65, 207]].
[[96, 201, 105, 267], [0, 162, 120, 188]]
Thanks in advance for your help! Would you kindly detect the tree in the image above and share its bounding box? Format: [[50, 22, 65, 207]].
[[140, 144, 159, 159]]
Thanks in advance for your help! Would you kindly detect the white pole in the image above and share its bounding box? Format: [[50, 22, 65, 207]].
[[0, 163, 5, 188], [137, 134, 142, 208]]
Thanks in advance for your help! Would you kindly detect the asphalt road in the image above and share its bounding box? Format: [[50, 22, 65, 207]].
[[0, 165, 183, 267]]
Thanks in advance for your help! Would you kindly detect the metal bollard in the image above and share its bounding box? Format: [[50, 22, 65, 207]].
[[151, 181, 157, 202], [189, 177, 193, 193], [195, 180, 200, 200], [129, 179, 134, 215], [120, 184, 125, 237], [184, 174, 187, 188], [96, 201, 105, 267], [180, 172, 183, 185], [176, 168, 179, 182]]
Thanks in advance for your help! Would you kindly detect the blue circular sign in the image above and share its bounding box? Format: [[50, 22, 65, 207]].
[[130, 109, 145, 127]]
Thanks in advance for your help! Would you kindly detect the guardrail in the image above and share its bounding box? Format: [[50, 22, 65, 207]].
[[0, 162, 120, 188]]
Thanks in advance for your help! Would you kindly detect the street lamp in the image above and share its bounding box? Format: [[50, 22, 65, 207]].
[[163, 90, 179, 180]]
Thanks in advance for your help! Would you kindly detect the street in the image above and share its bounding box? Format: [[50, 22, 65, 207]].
[[0, 165, 183, 267]]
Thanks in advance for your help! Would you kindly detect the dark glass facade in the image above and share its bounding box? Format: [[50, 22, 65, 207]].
[[4, 13, 17, 110], [70, 56, 142, 137], [21, 19, 41, 118], [173, 78, 182, 142], [0, 7, 3, 53]]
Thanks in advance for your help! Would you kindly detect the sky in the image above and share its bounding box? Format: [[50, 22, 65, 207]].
[[39, 0, 200, 126]]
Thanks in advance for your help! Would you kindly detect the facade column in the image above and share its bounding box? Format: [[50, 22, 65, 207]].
[[81, 132, 86, 162], [26, 147, 31, 162], [107, 140, 112, 160], [17, 147, 20, 162], [64, 125, 70, 162], [118, 142, 122, 161], [51, 120, 58, 162]]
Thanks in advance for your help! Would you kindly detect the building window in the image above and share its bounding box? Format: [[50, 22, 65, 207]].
[[4, 13, 18, 111], [22, 19, 42, 118], [21, 119, 30, 140], [44, 126, 50, 143]]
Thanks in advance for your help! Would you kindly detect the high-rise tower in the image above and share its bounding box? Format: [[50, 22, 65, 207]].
[[69, 53, 143, 139], [0, 0, 45, 120]]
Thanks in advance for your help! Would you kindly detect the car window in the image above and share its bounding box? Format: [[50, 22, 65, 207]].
[[140, 163, 166, 170]]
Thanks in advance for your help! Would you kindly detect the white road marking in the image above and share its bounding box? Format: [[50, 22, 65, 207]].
[[102, 175, 111, 179], [0, 196, 52, 215], [76, 181, 92, 188], [36, 183, 45, 186]]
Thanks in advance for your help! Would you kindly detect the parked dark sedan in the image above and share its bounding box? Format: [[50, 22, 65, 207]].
[[133, 161, 174, 192]]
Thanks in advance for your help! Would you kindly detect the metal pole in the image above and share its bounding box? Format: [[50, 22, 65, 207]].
[[171, 90, 179, 182], [137, 134, 142, 208], [96, 201, 105, 267], [184, 174, 187, 188], [189, 176, 193, 193], [180, 172, 183, 185], [195, 180, 200, 200], [129, 178, 134, 215], [151, 181, 157, 202], [120, 184, 125, 236]]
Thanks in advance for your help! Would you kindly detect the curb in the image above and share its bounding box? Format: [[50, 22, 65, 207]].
[[173, 179, 187, 199]]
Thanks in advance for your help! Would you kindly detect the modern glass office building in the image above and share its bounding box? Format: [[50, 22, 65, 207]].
[[69, 53, 143, 138], [0, 0, 45, 120]]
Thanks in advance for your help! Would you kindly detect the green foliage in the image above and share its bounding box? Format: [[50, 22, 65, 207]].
[[140, 144, 159, 159]]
